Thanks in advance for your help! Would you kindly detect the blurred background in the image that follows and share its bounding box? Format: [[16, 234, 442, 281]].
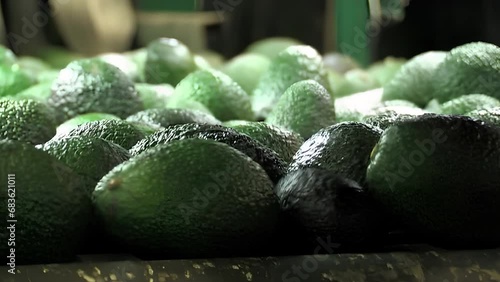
[[1, 0, 500, 65]]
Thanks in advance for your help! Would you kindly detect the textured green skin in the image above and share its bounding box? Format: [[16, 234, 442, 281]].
[[367, 114, 500, 245], [229, 121, 304, 163], [134, 83, 174, 109], [335, 107, 364, 123], [433, 43, 500, 103], [42, 136, 130, 194], [265, 80, 335, 139], [129, 123, 287, 184], [126, 108, 221, 128], [48, 58, 144, 123], [56, 112, 122, 136], [221, 53, 271, 95], [93, 139, 279, 258], [288, 122, 382, 187], [0, 99, 57, 145], [144, 38, 197, 85], [362, 113, 418, 131], [466, 107, 500, 127], [57, 120, 146, 150], [0, 64, 33, 97], [0, 140, 91, 264], [169, 69, 254, 121], [361, 106, 426, 130], [439, 94, 500, 115], [252, 45, 332, 118], [383, 51, 447, 107]]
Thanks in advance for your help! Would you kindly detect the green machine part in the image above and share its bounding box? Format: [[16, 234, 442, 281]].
[[335, 0, 371, 67], [138, 0, 201, 12], [335, 0, 407, 67]]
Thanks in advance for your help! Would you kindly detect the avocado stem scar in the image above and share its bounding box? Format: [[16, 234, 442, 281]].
[[108, 178, 122, 190]]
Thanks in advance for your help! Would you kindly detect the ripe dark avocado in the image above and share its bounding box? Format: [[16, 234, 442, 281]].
[[126, 108, 221, 128], [129, 123, 287, 184], [367, 114, 500, 246], [42, 136, 130, 194], [227, 121, 304, 163], [288, 122, 382, 187], [0, 140, 91, 264], [48, 58, 143, 123], [275, 168, 386, 248], [93, 139, 279, 258], [0, 99, 57, 145], [55, 119, 146, 150]]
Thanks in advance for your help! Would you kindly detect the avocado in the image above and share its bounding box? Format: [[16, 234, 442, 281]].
[[34, 46, 84, 69], [10, 81, 53, 104], [93, 138, 279, 258], [0, 99, 57, 145], [129, 123, 287, 184], [56, 112, 122, 136], [265, 80, 336, 139], [335, 69, 380, 98], [42, 136, 130, 194], [17, 56, 52, 82], [433, 42, 500, 103], [335, 107, 364, 123], [245, 37, 302, 59], [323, 52, 360, 74], [168, 69, 254, 121], [252, 45, 331, 118], [134, 83, 174, 109], [48, 58, 144, 123], [99, 53, 139, 82], [55, 119, 146, 150], [367, 114, 500, 246], [366, 57, 406, 86], [465, 107, 500, 127], [439, 94, 500, 115], [195, 50, 225, 69], [0, 64, 34, 97], [361, 106, 426, 130], [288, 122, 382, 187], [382, 51, 447, 107], [37, 69, 60, 84], [227, 121, 304, 163], [126, 108, 221, 128], [275, 168, 386, 248], [221, 53, 271, 95], [0, 140, 91, 264], [144, 38, 197, 85], [0, 45, 17, 66], [193, 55, 213, 70], [124, 48, 147, 82]]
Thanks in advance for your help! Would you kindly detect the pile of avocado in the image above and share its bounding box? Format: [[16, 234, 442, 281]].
[[1, 38, 500, 265]]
